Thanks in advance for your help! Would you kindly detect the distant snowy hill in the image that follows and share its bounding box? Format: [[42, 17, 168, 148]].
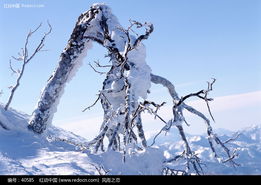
[[0, 105, 261, 175]]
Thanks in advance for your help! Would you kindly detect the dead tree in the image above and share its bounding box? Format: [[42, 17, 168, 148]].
[[27, 3, 238, 174], [4, 23, 52, 111]]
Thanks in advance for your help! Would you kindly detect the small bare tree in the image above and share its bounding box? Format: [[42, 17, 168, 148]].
[[4, 22, 52, 111]]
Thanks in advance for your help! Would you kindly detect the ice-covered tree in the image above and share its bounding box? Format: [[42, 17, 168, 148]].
[[27, 4, 238, 174]]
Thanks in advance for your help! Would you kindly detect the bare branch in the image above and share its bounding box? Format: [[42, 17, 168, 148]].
[[82, 93, 101, 112], [29, 23, 42, 35], [9, 60, 18, 75], [89, 62, 107, 75], [89, 163, 109, 175], [133, 21, 154, 48], [204, 78, 216, 122], [4, 22, 52, 111], [46, 20, 52, 35], [94, 60, 111, 68], [224, 132, 241, 144], [11, 56, 23, 61], [25, 22, 52, 64], [222, 149, 239, 165], [150, 126, 167, 147]]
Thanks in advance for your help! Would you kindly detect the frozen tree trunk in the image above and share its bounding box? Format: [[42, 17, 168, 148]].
[[28, 4, 108, 133]]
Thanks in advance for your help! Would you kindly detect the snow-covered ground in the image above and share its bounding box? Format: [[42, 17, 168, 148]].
[[0, 105, 99, 175], [0, 105, 163, 175], [0, 104, 261, 175]]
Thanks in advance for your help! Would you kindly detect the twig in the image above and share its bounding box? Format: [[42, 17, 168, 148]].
[[94, 60, 111, 68], [224, 132, 241, 144], [89, 62, 107, 75], [89, 163, 109, 175], [204, 78, 216, 122], [82, 93, 101, 112], [9, 60, 18, 75]]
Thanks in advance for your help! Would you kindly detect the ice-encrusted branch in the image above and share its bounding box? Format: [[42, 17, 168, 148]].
[[81, 13, 154, 154], [150, 73, 180, 100], [150, 74, 238, 174], [4, 22, 52, 111], [132, 21, 154, 48]]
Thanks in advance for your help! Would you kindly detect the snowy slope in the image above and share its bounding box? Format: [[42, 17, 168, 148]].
[[0, 105, 99, 175], [1, 104, 261, 175], [0, 105, 163, 175]]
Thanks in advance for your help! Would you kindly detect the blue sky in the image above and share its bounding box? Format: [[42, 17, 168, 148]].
[[0, 0, 260, 137]]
